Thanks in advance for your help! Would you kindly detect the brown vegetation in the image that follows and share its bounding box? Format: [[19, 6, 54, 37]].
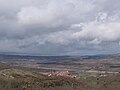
[[0, 69, 119, 90]]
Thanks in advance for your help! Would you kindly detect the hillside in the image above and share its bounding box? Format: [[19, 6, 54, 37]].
[[0, 69, 120, 90], [0, 69, 90, 90]]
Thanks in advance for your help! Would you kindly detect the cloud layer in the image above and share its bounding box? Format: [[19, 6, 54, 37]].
[[0, 0, 120, 55]]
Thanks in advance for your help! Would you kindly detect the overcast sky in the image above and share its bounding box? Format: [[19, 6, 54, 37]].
[[0, 0, 120, 55]]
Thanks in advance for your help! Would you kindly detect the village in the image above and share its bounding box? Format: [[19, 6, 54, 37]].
[[40, 71, 77, 79]]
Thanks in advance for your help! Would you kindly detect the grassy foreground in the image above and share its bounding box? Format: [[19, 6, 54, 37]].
[[0, 69, 119, 90]]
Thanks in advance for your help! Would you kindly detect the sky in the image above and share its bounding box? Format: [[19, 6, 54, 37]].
[[0, 0, 120, 55]]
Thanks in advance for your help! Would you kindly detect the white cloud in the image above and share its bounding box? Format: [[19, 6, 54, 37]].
[[17, 0, 95, 27], [73, 13, 120, 43], [32, 12, 120, 46]]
